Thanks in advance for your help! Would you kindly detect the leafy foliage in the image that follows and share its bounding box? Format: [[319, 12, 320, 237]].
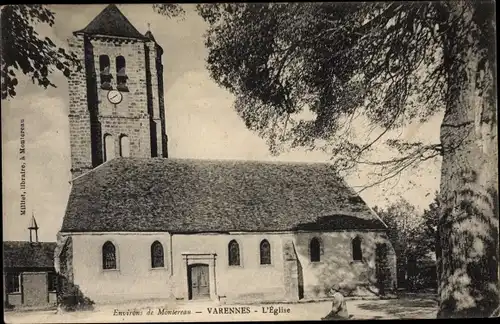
[[420, 193, 441, 254], [56, 273, 94, 312], [195, 2, 494, 174], [375, 197, 439, 291], [375, 242, 393, 295], [195, 3, 497, 316], [198, 4, 436, 159], [152, 4, 185, 19], [1, 5, 82, 100]]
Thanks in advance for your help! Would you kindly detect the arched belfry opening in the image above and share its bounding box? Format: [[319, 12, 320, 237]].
[[116, 56, 128, 91], [103, 134, 115, 162], [67, 4, 168, 178], [99, 55, 112, 90], [119, 134, 130, 157]]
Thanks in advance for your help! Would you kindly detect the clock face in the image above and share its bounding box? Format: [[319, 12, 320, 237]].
[[107, 90, 123, 105]]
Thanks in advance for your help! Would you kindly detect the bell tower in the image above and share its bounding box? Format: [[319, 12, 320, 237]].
[[67, 4, 168, 178]]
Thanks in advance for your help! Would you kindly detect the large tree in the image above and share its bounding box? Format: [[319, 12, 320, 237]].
[[193, 2, 498, 318], [375, 197, 439, 291], [0, 5, 82, 100]]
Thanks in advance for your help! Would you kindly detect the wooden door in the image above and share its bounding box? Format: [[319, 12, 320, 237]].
[[22, 273, 48, 306], [188, 264, 210, 300]]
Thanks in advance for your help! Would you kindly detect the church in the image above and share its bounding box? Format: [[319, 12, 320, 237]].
[[55, 4, 397, 304]]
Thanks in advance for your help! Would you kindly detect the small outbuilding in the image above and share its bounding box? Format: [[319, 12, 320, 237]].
[[3, 216, 57, 309]]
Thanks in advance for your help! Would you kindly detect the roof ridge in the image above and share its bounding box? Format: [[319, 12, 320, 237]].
[[70, 157, 348, 184], [114, 156, 341, 168], [74, 4, 147, 40], [70, 158, 116, 183]]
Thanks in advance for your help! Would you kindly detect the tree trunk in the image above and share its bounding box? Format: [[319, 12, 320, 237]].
[[437, 4, 498, 318]]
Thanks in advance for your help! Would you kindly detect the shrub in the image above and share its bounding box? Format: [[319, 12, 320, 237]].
[[56, 273, 95, 312], [407, 267, 437, 291]]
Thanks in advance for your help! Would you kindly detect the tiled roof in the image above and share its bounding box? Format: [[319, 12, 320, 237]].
[[61, 158, 386, 233], [74, 4, 147, 40], [3, 241, 56, 269]]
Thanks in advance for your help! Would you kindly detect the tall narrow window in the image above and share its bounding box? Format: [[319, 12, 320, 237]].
[[310, 237, 321, 262], [151, 241, 165, 268], [352, 236, 363, 261], [119, 135, 130, 157], [103, 134, 115, 161], [102, 241, 117, 270], [116, 56, 128, 91], [99, 55, 112, 90], [6, 273, 21, 293], [228, 240, 240, 266], [260, 239, 271, 265]]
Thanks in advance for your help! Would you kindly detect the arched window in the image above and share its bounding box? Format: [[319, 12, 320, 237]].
[[102, 241, 116, 270], [352, 236, 363, 261], [151, 241, 164, 268], [103, 134, 115, 162], [260, 239, 271, 265], [228, 240, 240, 266], [99, 55, 112, 90], [116, 56, 128, 91], [310, 237, 321, 262], [119, 135, 130, 157]]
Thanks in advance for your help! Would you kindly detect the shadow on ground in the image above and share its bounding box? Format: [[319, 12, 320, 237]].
[[355, 294, 438, 319]]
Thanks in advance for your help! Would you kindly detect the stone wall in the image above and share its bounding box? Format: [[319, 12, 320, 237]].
[[293, 231, 397, 298], [5, 291, 22, 306], [62, 230, 396, 304], [67, 35, 167, 179], [282, 240, 301, 301], [172, 233, 287, 303], [144, 41, 165, 158], [68, 34, 93, 178], [156, 45, 168, 158], [69, 233, 172, 303], [56, 235, 74, 284]]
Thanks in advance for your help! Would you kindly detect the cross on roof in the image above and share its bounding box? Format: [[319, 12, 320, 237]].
[[29, 211, 39, 230]]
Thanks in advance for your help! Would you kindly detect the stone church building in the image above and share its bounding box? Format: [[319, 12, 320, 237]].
[[55, 5, 397, 304]]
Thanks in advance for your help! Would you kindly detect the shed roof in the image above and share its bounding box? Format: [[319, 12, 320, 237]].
[[3, 241, 56, 269]]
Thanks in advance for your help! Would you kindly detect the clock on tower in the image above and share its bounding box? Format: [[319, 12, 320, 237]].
[[107, 90, 123, 105], [67, 4, 168, 179]]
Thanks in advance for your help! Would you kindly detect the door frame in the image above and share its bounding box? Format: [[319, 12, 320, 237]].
[[187, 263, 210, 300], [182, 253, 217, 301]]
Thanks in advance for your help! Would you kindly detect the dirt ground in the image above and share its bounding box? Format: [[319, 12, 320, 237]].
[[4, 293, 438, 323]]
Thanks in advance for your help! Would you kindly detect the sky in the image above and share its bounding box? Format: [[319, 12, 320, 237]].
[[1, 4, 443, 242]]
